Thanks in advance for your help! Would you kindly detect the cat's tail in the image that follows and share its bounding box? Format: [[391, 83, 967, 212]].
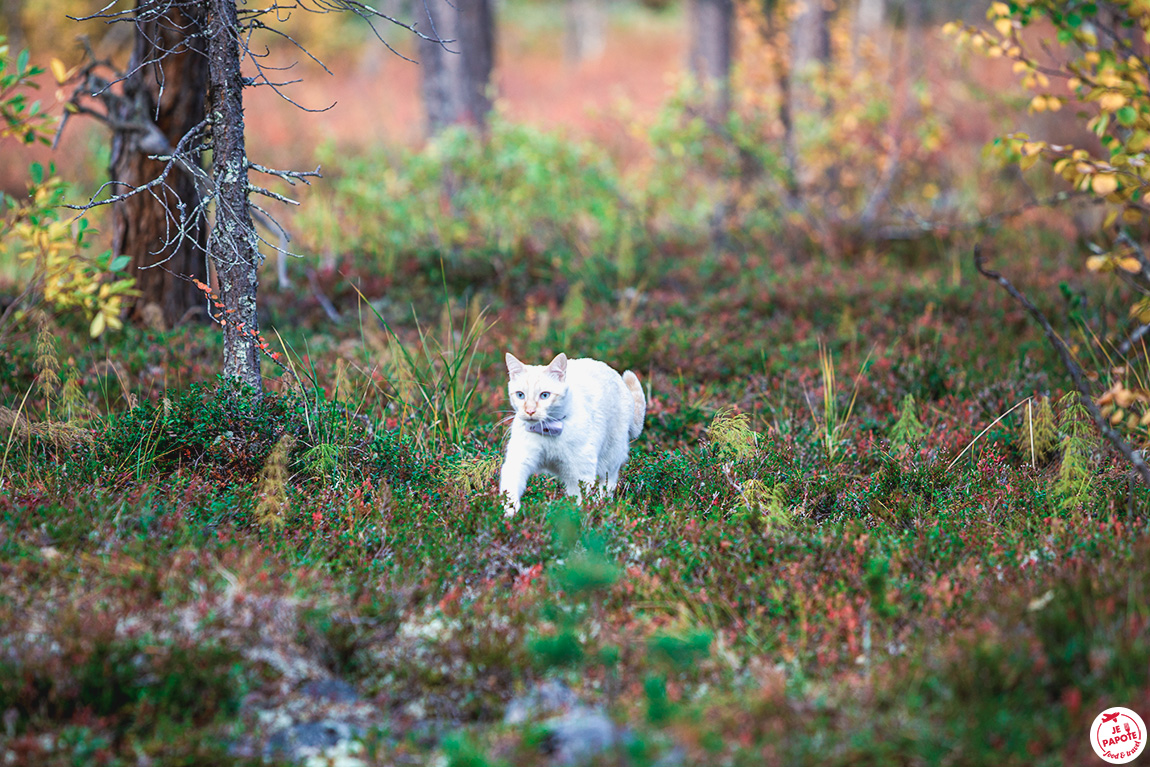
[[623, 370, 646, 440]]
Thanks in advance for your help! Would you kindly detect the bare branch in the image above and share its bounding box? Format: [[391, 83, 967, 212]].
[[248, 162, 321, 186], [973, 245, 1150, 489], [248, 184, 301, 206]]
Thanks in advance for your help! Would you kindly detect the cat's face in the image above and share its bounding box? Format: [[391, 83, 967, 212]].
[[505, 352, 569, 422]]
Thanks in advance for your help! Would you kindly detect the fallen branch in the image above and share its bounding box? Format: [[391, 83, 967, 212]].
[[973, 245, 1150, 489]]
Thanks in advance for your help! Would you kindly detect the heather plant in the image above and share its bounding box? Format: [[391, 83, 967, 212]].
[[1015, 395, 1059, 466], [529, 504, 620, 677], [735, 477, 791, 533], [707, 406, 758, 460], [1054, 391, 1097, 511], [254, 433, 295, 529], [889, 393, 927, 451]]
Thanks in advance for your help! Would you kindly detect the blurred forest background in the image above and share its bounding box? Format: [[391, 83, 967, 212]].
[[3, 1, 1150, 765]]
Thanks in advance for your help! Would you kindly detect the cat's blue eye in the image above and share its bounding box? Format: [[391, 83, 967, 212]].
[[515, 391, 525, 399], [540, 392, 550, 399]]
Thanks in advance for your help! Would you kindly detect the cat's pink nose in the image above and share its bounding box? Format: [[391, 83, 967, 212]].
[[525, 406, 536, 415]]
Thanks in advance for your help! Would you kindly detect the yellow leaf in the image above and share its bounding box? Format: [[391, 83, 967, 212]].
[[1047, 97, 1062, 111], [1092, 173, 1120, 195], [50, 58, 67, 84], [90, 312, 106, 338], [1068, 77, 1082, 91], [1116, 386, 1138, 408], [1118, 256, 1143, 273], [1099, 92, 1128, 111], [1098, 71, 1123, 88], [995, 17, 1013, 36], [1124, 208, 1144, 223], [1086, 255, 1108, 272], [991, 1, 1010, 16], [1030, 95, 1048, 112]]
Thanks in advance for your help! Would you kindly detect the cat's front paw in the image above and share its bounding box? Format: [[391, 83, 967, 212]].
[[502, 496, 521, 517]]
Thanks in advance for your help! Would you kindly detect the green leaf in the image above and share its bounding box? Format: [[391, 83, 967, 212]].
[[16, 48, 27, 75], [109, 254, 131, 272], [29, 161, 43, 184], [1094, 112, 1110, 137], [1118, 105, 1138, 126]]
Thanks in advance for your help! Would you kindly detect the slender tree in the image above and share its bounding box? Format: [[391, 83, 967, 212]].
[[109, 2, 208, 329], [70, 0, 434, 395], [204, 0, 263, 390], [689, 0, 734, 115], [1, 0, 23, 52], [420, 0, 496, 136], [565, 0, 606, 65]]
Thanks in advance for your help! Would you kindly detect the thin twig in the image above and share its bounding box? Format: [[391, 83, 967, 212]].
[[973, 245, 1150, 489]]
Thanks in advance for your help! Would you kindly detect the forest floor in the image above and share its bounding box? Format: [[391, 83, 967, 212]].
[[1, 5, 1147, 767], [2, 214, 1145, 765]]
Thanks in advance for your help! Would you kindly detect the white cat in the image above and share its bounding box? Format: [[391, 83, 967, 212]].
[[499, 352, 645, 515]]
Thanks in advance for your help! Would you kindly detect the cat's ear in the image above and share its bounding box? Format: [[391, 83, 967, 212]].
[[546, 353, 568, 381], [505, 352, 525, 378]]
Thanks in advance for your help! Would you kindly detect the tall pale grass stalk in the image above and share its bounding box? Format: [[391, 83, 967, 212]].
[[807, 341, 872, 461], [351, 283, 493, 450], [947, 398, 1030, 472]]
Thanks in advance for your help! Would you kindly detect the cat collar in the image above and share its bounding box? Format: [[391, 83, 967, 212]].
[[524, 418, 564, 436]]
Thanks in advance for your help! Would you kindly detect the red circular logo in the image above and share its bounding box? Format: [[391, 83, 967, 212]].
[[1091, 707, 1146, 764]]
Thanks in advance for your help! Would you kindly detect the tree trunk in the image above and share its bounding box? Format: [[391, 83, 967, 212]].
[[791, 0, 833, 79], [111, 0, 208, 330], [851, 0, 884, 69], [206, 0, 262, 394], [419, 0, 495, 136], [565, 0, 606, 65], [2, 0, 24, 52], [788, 0, 836, 193], [689, 0, 733, 115]]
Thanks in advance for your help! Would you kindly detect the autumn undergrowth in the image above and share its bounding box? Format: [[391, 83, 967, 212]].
[[2, 29, 1148, 761], [1, 217, 1147, 766]]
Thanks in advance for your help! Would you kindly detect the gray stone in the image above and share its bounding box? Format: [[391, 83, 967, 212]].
[[544, 706, 620, 766], [504, 679, 581, 725], [266, 719, 362, 759], [299, 678, 361, 705]]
